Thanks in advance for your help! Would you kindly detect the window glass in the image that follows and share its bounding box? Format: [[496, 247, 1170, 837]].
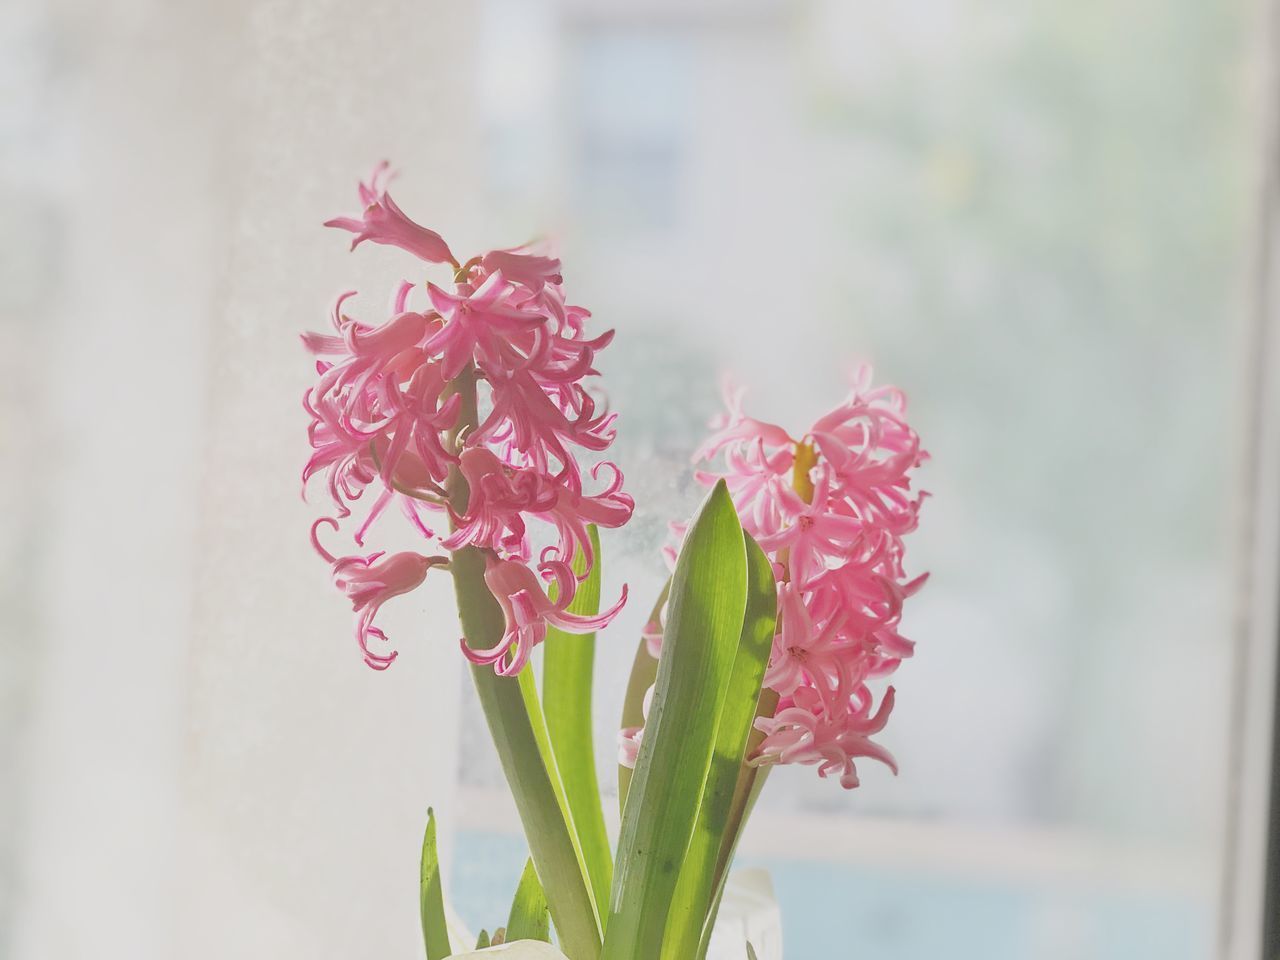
[[459, 2, 1268, 956]]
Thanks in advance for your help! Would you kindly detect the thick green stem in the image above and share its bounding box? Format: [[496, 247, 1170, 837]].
[[445, 365, 602, 959]]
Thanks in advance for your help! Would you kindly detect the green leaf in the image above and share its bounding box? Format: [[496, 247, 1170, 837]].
[[617, 580, 669, 812], [420, 808, 453, 959], [451, 545, 602, 959], [746, 944, 759, 960], [695, 692, 778, 960], [507, 858, 552, 943], [475, 930, 491, 950], [661, 532, 777, 958], [516, 665, 586, 873], [512, 653, 600, 934], [543, 525, 613, 918], [602, 480, 749, 960]]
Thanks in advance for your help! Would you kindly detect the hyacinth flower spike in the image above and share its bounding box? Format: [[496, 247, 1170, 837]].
[[304, 162, 632, 673], [625, 371, 927, 792], [304, 163, 637, 959]]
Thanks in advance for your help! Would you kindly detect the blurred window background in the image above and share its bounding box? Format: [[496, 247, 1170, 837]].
[[3, 0, 1278, 958]]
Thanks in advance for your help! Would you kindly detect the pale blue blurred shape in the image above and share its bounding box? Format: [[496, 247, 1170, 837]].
[[570, 26, 694, 232], [760, 859, 1029, 958], [451, 830, 533, 939], [450, 830, 1209, 959], [747, 856, 1208, 960]]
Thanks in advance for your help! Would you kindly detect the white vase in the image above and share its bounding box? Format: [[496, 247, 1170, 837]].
[[452, 943, 568, 959], [704, 869, 783, 960]]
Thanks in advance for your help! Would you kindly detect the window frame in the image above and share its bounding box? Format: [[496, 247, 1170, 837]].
[[1225, 3, 1280, 953], [1266, 658, 1279, 956]]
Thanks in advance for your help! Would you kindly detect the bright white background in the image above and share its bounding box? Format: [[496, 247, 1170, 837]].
[[2, 0, 1277, 958]]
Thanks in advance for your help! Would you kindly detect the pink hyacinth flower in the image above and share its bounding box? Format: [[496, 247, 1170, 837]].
[[312, 518, 447, 670], [640, 616, 664, 659], [463, 557, 627, 677], [441, 447, 548, 559], [755, 468, 868, 588], [302, 293, 459, 543], [762, 581, 853, 706], [617, 684, 654, 768], [324, 161, 457, 266], [694, 379, 796, 463], [481, 246, 563, 291], [425, 272, 546, 380], [754, 685, 898, 789], [475, 368, 618, 478], [441, 450, 634, 576]]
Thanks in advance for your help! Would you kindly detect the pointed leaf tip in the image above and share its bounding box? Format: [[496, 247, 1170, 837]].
[[507, 858, 551, 943], [421, 808, 453, 960]]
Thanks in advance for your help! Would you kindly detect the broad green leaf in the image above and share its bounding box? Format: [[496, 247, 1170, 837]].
[[420, 808, 453, 960], [543, 526, 613, 917], [746, 945, 759, 960], [476, 931, 491, 950], [507, 858, 552, 943], [602, 480, 749, 960], [451, 545, 602, 960], [617, 580, 669, 811], [661, 533, 777, 958]]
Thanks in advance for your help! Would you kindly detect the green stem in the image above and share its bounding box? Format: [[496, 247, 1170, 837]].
[[445, 365, 602, 959]]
